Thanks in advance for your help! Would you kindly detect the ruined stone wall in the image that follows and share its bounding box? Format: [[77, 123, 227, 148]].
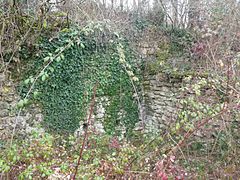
[[142, 73, 182, 132], [1, 42, 185, 139], [2, 69, 226, 138], [1, 72, 184, 138], [1, 41, 237, 140], [0, 72, 43, 140]]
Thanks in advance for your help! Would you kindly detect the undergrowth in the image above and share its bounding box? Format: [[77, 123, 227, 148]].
[[0, 123, 239, 180]]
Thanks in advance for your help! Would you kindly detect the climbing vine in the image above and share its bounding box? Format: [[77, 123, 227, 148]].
[[18, 22, 141, 135]]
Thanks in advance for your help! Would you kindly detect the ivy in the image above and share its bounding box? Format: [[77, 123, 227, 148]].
[[19, 23, 141, 135]]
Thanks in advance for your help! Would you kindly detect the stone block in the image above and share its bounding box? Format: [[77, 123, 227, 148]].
[[154, 100, 166, 106], [150, 79, 158, 84], [0, 110, 8, 117], [0, 74, 5, 82], [0, 102, 9, 110], [4, 95, 15, 102], [35, 114, 43, 122]]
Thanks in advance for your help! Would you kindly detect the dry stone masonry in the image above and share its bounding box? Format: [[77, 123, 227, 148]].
[[2, 69, 227, 138], [1, 42, 186, 139], [1, 71, 185, 138], [0, 71, 43, 140], [143, 73, 182, 132]]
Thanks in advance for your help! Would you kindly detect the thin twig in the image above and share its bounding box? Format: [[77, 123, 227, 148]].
[[72, 82, 98, 180], [166, 104, 238, 157]]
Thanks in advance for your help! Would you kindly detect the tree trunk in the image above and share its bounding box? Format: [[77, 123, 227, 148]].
[[133, 0, 137, 8], [172, 0, 178, 27], [111, 0, 114, 9], [120, 0, 123, 11], [188, 0, 200, 29], [102, 0, 106, 8], [138, 0, 142, 13]]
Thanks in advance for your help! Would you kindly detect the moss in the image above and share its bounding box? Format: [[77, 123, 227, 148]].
[[145, 57, 209, 79], [145, 41, 171, 75], [145, 61, 160, 75], [156, 41, 170, 63], [167, 70, 210, 79], [145, 40, 209, 78]]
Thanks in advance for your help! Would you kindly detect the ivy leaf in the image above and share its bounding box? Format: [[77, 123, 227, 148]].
[[33, 91, 40, 99], [56, 56, 61, 62], [24, 78, 30, 85], [17, 100, 24, 108], [215, 106, 221, 112], [17, 99, 28, 108], [61, 28, 70, 33], [44, 57, 50, 62], [55, 48, 61, 53], [176, 122, 180, 130], [30, 77, 34, 83], [49, 67, 54, 73], [42, 74, 47, 81], [23, 98, 28, 105], [80, 43, 85, 49], [60, 54, 65, 60], [43, 19, 47, 29], [39, 71, 45, 77]]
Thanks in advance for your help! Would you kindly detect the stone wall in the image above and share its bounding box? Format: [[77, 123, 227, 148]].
[[1, 41, 185, 138], [2, 63, 232, 139], [0, 72, 43, 140], [143, 73, 183, 132], [1, 70, 233, 139]]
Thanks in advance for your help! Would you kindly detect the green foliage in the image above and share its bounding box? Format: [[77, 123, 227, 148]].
[[174, 76, 225, 134], [145, 41, 171, 75], [1, 124, 239, 179], [169, 75, 240, 177], [159, 26, 194, 55], [144, 26, 194, 75], [19, 23, 141, 134], [133, 17, 150, 31], [0, 8, 68, 66], [0, 132, 55, 179], [0, 131, 163, 179], [157, 42, 170, 62]]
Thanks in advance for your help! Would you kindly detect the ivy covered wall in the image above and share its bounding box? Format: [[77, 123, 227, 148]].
[[18, 23, 141, 135], [2, 22, 234, 139]]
